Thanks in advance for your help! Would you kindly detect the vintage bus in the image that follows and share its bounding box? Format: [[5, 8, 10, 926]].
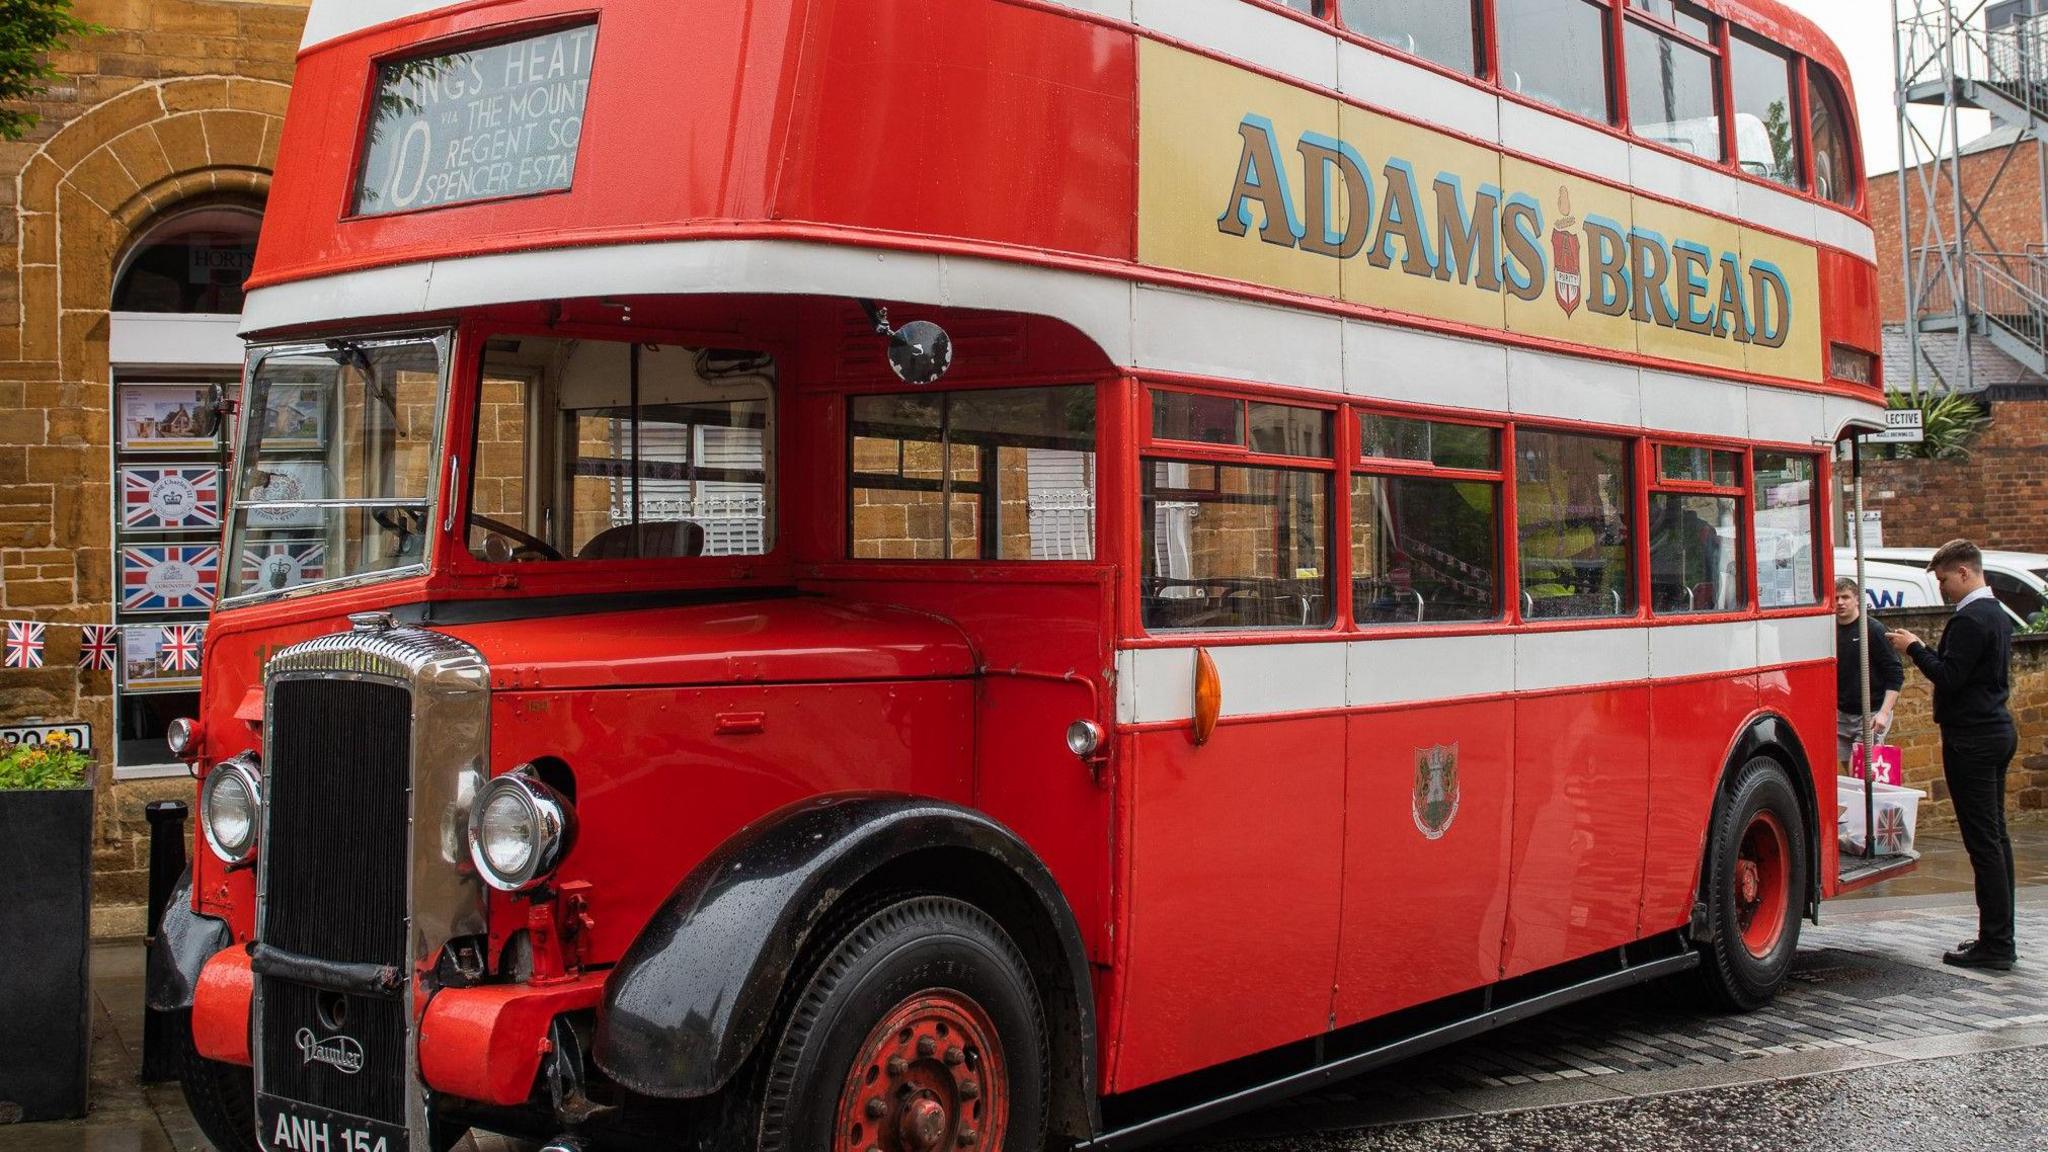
[[149, 2, 1899, 1150]]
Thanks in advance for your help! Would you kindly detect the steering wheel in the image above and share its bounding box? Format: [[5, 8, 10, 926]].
[[470, 514, 564, 561]]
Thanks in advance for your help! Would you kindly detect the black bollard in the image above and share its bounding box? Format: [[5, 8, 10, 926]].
[[140, 800, 188, 1084]]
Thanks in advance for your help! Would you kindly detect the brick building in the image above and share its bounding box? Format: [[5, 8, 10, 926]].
[[1864, 121, 2048, 555], [1, 0, 310, 935]]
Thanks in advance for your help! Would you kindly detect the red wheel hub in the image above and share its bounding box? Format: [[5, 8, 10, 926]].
[[835, 992, 1007, 1152], [1734, 809, 1790, 959]]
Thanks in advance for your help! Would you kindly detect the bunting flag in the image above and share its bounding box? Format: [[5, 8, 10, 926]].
[[4, 621, 47, 670], [78, 625, 118, 672], [158, 623, 204, 674]]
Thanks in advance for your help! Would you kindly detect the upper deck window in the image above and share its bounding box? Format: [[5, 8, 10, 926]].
[[1339, 1, 1482, 76], [1806, 63, 1858, 208], [1497, 0, 1614, 123], [1731, 36, 1803, 189], [355, 23, 598, 218], [1625, 6, 1722, 162]]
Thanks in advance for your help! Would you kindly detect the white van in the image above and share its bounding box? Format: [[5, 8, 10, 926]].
[[1858, 547, 2048, 625], [1833, 551, 1949, 612]]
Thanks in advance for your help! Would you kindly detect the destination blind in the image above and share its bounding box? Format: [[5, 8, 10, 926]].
[[354, 24, 598, 217]]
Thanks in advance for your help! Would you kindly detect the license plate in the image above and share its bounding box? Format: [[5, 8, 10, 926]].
[[257, 1093, 407, 1152]]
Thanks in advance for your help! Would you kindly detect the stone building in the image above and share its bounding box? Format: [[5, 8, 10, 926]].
[[1, 0, 310, 935]]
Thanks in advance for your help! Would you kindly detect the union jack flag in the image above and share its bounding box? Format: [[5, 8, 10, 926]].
[[121, 545, 219, 612], [121, 466, 221, 530], [4, 621, 46, 670], [239, 539, 327, 593], [1875, 806, 1910, 855], [158, 623, 204, 674], [78, 624, 117, 671]]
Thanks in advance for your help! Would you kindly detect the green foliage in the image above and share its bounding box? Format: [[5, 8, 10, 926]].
[[1763, 99, 1798, 186], [2024, 608, 2048, 636], [0, 0, 98, 143], [1886, 386, 1988, 461], [0, 732, 90, 790]]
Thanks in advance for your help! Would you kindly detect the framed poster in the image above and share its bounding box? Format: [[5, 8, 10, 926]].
[[120, 465, 221, 531], [119, 383, 218, 453], [120, 544, 219, 612], [242, 461, 329, 529], [238, 537, 328, 595], [120, 623, 202, 692], [258, 382, 329, 450]]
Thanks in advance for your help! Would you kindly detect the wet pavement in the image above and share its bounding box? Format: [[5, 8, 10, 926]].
[[5, 826, 2046, 1151]]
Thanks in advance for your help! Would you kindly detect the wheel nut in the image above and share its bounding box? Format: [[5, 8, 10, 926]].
[[958, 1130, 979, 1146], [866, 1097, 887, 1120], [917, 1035, 937, 1057], [959, 1079, 980, 1100], [887, 1057, 909, 1077], [944, 1046, 965, 1066]]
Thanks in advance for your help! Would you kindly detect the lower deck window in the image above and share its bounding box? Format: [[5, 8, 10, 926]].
[[1517, 429, 1634, 619], [1142, 462, 1331, 630], [849, 386, 1097, 561], [1354, 475, 1500, 624], [1649, 492, 1741, 613]]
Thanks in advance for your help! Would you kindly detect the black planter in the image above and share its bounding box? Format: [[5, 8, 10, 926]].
[[0, 785, 94, 1123]]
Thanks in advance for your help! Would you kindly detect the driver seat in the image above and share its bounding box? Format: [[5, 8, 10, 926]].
[[577, 521, 707, 561]]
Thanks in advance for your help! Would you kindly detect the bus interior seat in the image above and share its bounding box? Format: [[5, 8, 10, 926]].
[[577, 520, 707, 561]]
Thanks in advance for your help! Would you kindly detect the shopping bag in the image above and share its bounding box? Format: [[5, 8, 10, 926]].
[[1849, 743, 1903, 786]]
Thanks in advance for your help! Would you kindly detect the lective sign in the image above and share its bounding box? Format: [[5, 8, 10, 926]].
[[1868, 409, 1925, 444], [355, 23, 599, 217], [1, 722, 92, 753], [1138, 41, 1825, 385]]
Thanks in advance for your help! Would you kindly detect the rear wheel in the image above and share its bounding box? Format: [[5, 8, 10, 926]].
[[1698, 757, 1808, 1011], [744, 896, 1048, 1152]]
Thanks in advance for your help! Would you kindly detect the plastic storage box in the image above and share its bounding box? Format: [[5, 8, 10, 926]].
[[1838, 776, 1926, 857]]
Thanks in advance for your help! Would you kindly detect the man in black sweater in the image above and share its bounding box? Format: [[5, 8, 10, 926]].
[[1835, 576, 1905, 767], [1888, 539, 2018, 971]]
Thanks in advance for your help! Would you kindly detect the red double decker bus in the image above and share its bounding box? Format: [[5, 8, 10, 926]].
[[151, 2, 1897, 1150]]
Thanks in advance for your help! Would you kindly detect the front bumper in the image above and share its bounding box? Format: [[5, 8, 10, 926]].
[[192, 948, 605, 1107]]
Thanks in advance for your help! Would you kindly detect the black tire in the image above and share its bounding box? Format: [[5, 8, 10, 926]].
[[1697, 756, 1809, 1012], [739, 895, 1049, 1152], [176, 1012, 257, 1152]]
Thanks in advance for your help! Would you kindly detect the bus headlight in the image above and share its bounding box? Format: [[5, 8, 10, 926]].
[[200, 755, 263, 867], [468, 769, 575, 893]]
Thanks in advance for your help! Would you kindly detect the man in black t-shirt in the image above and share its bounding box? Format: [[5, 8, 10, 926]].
[[1888, 539, 2019, 971], [1834, 576, 1904, 766]]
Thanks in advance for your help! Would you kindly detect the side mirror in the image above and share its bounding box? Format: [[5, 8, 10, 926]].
[[887, 320, 953, 386], [859, 300, 954, 386]]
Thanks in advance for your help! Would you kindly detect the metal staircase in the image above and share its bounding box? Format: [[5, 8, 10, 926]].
[[1897, 2, 2048, 387]]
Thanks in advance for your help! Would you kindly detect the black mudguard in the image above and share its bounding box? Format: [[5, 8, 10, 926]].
[[146, 867, 231, 1012], [592, 793, 1096, 1106]]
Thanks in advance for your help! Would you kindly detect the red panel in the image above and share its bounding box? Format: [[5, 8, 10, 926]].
[[1642, 675, 1761, 934], [1333, 700, 1514, 1025], [1820, 246, 1881, 395], [252, 0, 1137, 290], [775, 0, 1136, 258], [192, 948, 254, 1067], [1503, 687, 1650, 977], [1112, 717, 1346, 1092], [484, 680, 974, 965], [1763, 660, 1842, 894], [418, 974, 606, 1105]]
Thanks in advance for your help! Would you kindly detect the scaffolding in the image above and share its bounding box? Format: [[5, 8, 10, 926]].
[[1895, 0, 2048, 394]]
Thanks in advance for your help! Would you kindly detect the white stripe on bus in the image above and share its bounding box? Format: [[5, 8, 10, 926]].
[[243, 239, 1885, 446], [296, 0, 1878, 263], [1113, 615, 1835, 725]]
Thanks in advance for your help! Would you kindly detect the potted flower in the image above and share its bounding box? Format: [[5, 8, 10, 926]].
[[0, 732, 94, 1122]]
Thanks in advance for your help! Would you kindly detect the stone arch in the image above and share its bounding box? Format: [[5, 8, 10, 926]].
[[0, 74, 285, 813]]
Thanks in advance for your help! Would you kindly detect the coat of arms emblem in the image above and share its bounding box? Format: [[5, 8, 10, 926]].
[[1551, 187, 1582, 318], [1412, 743, 1461, 840]]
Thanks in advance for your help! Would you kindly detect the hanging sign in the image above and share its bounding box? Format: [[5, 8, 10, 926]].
[[1869, 409, 1925, 444]]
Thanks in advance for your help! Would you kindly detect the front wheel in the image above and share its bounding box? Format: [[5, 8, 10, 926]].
[[175, 1011, 258, 1152], [744, 896, 1049, 1152], [1697, 757, 1809, 1011]]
